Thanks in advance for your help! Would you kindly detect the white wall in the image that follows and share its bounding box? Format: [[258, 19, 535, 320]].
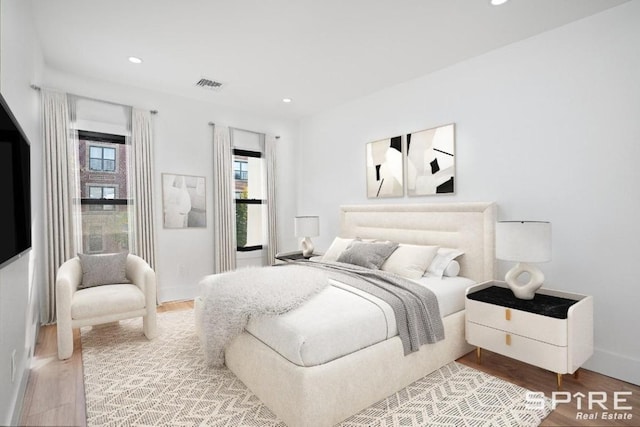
[[298, 2, 640, 385], [43, 68, 299, 302], [0, 1, 297, 419], [0, 0, 44, 423]]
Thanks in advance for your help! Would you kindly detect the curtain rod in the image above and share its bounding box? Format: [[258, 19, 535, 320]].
[[208, 122, 280, 139], [30, 84, 158, 115]]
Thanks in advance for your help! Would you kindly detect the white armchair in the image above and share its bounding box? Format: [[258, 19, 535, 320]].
[[56, 254, 157, 360]]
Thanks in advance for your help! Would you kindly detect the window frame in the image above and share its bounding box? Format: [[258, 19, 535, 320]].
[[88, 185, 116, 199], [87, 185, 117, 211], [234, 159, 248, 180], [88, 145, 116, 172], [78, 131, 128, 207], [78, 130, 130, 254], [233, 148, 264, 252]]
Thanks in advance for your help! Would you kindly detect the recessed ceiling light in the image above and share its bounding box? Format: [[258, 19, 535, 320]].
[[490, 0, 509, 5], [128, 56, 143, 64], [282, 98, 292, 103]]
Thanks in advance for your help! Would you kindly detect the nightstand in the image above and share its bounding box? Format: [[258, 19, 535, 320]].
[[275, 251, 319, 262], [465, 281, 593, 389]]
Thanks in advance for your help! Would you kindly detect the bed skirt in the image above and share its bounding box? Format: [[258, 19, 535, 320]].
[[224, 309, 471, 427]]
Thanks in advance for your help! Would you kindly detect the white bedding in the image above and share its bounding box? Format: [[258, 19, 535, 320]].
[[245, 274, 474, 367]]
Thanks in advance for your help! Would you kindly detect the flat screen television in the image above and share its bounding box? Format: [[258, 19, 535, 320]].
[[0, 92, 31, 268]]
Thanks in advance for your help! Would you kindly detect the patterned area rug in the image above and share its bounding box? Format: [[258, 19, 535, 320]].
[[81, 309, 552, 426]]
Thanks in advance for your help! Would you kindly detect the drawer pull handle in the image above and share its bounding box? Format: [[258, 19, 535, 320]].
[[505, 308, 511, 321], [505, 334, 511, 346]]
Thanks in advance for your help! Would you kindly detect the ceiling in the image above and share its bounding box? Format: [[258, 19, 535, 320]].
[[30, 0, 627, 120]]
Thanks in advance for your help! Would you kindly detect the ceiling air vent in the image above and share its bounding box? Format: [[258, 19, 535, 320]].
[[195, 78, 223, 90]]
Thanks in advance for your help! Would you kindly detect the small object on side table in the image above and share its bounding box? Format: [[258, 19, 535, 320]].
[[465, 280, 593, 390], [294, 216, 319, 257], [496, 221, 552, 300]]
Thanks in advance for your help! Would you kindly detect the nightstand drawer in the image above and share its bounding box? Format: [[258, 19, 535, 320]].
[[466, 322, 568, 373], [466, 299, 567, 346]]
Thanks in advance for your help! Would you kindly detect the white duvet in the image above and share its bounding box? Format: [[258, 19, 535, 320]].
[[245, 275, 474, 367]]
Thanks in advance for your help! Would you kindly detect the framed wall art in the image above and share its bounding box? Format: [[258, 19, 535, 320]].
[[161, 173, 206, 228], [406, 123, 455, 196], [366, 135, 403, 198]]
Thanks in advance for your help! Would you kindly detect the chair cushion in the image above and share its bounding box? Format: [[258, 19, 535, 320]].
[[77, 252, 129, 289], [71, 284, 145, 320]]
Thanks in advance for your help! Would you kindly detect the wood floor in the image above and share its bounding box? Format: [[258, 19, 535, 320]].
[[457, 352, 640, 426], [20, 301, 639, 426]]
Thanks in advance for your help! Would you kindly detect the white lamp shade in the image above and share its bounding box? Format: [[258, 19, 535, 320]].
[[496, 221, 551, 263], [294, 216, 319, 238]]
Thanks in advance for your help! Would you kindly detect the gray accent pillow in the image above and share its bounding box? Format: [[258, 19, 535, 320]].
[[78, 252, 129, 289], [336, 240, 399, 270]]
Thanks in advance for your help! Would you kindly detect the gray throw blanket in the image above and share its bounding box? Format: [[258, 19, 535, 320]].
[[285, 260, 444, 355]]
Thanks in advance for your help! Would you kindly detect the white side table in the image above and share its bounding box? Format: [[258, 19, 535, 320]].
[[465, 280, 593, 389]]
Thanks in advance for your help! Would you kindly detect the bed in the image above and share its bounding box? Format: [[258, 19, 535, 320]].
[[199, 202, 496, 426]]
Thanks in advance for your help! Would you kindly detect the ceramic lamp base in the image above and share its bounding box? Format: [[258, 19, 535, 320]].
[[300, 238, 314, 257], [505, 262, 544, 300]]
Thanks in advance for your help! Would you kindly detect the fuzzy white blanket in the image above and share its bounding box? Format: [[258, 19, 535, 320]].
[[198, 265, 328, 367]]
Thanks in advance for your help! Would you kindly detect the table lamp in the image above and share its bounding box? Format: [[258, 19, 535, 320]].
[[294, 216, 319, 257], [495, 221, 551, 299]]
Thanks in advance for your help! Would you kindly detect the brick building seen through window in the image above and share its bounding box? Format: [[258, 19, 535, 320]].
[[77, 131, 129, 253]]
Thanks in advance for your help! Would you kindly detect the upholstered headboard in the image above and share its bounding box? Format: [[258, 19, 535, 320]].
[[339, 202, 496, 282]]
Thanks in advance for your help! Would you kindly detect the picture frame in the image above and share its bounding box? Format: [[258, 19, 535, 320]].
[[406, 123, 455, 196], [161, 173, 206, 228], [366, 135, 403, 198]]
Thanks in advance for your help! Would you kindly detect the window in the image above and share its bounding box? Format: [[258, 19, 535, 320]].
[[89, 185, 115, 199], [88, 185, 116, 211], [233, 149, 264, 251], [89, 146, 116, 172], [234, 160, 248, 180], [78, 130, 130, 253]]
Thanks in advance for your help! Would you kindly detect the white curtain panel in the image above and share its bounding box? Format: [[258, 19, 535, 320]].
[[264, 135, 278, 265], [42, 90, 79, 324], [130, 109, 157, 269], [213, 125, 237, 273]]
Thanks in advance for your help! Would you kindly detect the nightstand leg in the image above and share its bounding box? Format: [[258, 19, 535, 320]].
[[476, 347, 482, 364], [557, 373, 563, 390]]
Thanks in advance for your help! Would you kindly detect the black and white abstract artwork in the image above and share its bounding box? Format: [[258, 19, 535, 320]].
[[366, 136, 403, 198], [162, 173, 207, 228], [406, 124, 455, 196]]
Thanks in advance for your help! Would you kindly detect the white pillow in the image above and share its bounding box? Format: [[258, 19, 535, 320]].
[[426, 248, 464, 278], [443, 260, 460, 277], [322, 237, 354, 262], [381, 244, 439, 279]]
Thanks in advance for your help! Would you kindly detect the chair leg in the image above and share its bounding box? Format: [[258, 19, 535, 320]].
[[57, 322, 74, 360], [143, 309, 157, 339]]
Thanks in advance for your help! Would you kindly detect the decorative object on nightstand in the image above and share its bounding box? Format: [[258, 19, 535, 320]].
[[496, 221, 551, 299], [294, 215, 319, 257], [465, 281, 593, 390]]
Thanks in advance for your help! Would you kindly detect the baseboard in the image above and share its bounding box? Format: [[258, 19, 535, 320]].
[[11, 296, 40, 425], [583, 347, 640, 386], [159, 285, 199, 304], [10, 364, 31, 426]]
